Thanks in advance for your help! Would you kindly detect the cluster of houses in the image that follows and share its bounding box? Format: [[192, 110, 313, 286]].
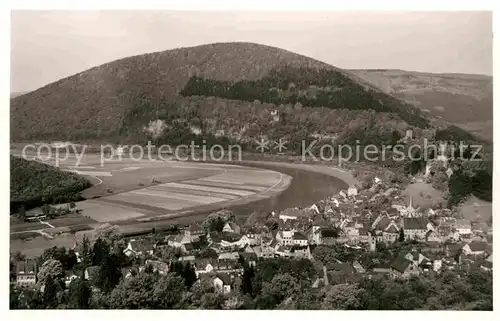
[[13, 176, 493, 294]]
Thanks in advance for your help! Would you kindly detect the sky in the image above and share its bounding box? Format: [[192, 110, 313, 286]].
[[10, 11, 493, 93]]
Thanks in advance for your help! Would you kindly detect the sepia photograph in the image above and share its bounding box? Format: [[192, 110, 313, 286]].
[[7, 6, 494, 311]]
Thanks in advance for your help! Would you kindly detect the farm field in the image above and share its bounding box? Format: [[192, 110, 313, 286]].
[[10, 150, 290, 229]]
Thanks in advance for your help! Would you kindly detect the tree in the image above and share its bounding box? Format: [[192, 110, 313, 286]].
[[260, 273, 301, 306], [98, 254, 122, 293], [109, 272, 158, 309], [265, 218, 280, 231], [398, 228, 405, 242], [10, 285, 43, 309], [200, 292, 225, 309], [321, 283, 364, 309], [241, 265, 256, 296], [312, 245, 337, 265], [42, 275, 58, 308], [223, 292, 245, 310], [17, 206, 26, 221], [42, 204, 51, 216], [37, 259, 64, 284], [79, 235, 93, 268], [65, 249, 78, 271], [152, 274, 187, 308], [170, 261, 197, 289], [196, 248, 218, 259], [92, 238, 109, 266], [158, 245, 182, 262], [12, 251, 26, 261], [201, 213, 226, 233], [38, 246, 65, 265], [68, 277, 91, 309]]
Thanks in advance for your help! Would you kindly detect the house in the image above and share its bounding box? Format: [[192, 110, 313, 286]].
[[275, 245, 294, 258], [276, 230, 295, 246], [352, 260, 366, 274], [438, 225, 460, 242], [178, 255, 196, 263], [259, 243, 276, 258], [218, 251, 240, 261], [239, 252, 257, 267], [343, 221, 359, 239], [242, 227, 262, 246], [403, 218, 427, 241], [419, 258, 434, 273], [195, 259, 215, 276], [426, 230, 444, 243], [347, 185, 358, 197], [145, 260, 169, 275], [123, 239, 155, 257], [357, 228, 371, 244], [310, 204, 320, 214], [486, 252, 493, 263], [455, 219, 472, 235], [292, 232, 308, 246], [382, 221, 400, 243], [24, 208, 47, 222], [479, 260, 493, 272], [166, 234, 199, 253], [223, 222, 241, 234], [185, 223, 204, 237], [64, 273, 79, 287], [372, 213, 392, 230], [16, 260, 38, 286], [220, 232, 249, 248], [446, 243, 465, 257], [433, 260, 443, 273], [213, 273, 233, 294], [84, 266, 100, 281], [402, 250, 429, 266], [462, 241, 489, 256], [390, 256, 420, 278], [319, 228, 338, 245], [270, 109, 280, 122], [292, 245, 312, 259]]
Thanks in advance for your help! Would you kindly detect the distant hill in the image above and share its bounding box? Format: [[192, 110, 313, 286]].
[[11, 42, 434, 147], [349, 69, 493, 141]]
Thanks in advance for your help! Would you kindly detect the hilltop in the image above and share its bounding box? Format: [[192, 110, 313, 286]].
[[349, 69, 493, 141], [11, 91, 28, 99], [11, 42, 433, 147]]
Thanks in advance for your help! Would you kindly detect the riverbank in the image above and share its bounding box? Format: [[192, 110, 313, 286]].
[[11, 159, 355, 257]]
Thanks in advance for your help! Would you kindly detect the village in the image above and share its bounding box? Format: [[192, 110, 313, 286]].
[[14, 164, 493, 296]]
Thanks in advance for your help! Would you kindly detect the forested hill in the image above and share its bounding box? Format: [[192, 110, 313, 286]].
[[10, 156, 91, 213], [11, 42, 433, 146]]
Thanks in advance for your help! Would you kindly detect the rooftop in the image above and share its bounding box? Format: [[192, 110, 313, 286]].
[[403, 218, 427, 230], [16, 260, 37, 275], [391, 256, 412, 273]]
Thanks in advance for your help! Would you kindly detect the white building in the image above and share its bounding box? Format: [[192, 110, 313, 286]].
[[347, 185, 358, 197], [455, 219, 472, 235]]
